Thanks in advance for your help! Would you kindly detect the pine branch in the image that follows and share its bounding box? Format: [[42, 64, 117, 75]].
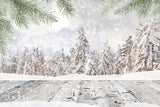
[[0, 18, 13, 55], [56, 0, 74, 17], [114, 0, 152, 17], [114, 0, 141, 15], [102, 0, 123, 15], [0, 9, 4, 16], [43, 0, 54, 3], [152, 0, 160, 16], [136, 0, 152, 17], [8, 0, 58, 28], [0, 1, 6, 16]]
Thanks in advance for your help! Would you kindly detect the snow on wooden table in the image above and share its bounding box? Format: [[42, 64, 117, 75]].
[[0, 81, 159, 107]]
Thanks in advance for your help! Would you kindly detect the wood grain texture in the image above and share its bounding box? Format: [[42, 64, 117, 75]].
[[0, 81, 159, 107]]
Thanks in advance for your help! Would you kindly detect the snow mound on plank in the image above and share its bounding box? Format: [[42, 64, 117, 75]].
[[0, 102, 99, 107], [122, 102, 160, 107], [0, 70, 159, 80]]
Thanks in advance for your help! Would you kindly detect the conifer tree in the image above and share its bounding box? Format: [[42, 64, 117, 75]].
[[8, 55, 17, 73], [85, 51, 99, 75], [98, 43, 114, 75], [45, 59, 57, 76], [32, 48, 45, 75], [22, 48, 32, 75], [114, 45, 124, 74], [16, 51, 24, 74], [134, 18, 160, 72], [70, 27, 89, 74], [0, 56, 7, 73], [121, 36, 133, 73]]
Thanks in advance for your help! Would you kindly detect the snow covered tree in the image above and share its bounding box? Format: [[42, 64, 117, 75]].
[[52, 49, 67, 76], [114, 45, 124, 74], [133, 18, 160, 72], [8, 55, 18, 73], [121, 36, 133, 73], [21, 48, 33, 75], [15, 47, 45, 75], [85, 51, 99, 75], [0, 56, 8, 73], [69, 48, 75, 69], [153, 46, 160, 70], [15, 48, 29, 74], [32, 48, 45, 76], [60, 48, 65, 63], [16, 51, 24, 74], [44, 60, 58, 76], [70, 27, 89, 74], [63, 55, 71, 75], [98, 43, 114, 75]]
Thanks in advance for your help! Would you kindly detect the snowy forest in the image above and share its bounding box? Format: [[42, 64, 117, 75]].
[[0, 18, 160, 77], [0, 0, 160, 77]]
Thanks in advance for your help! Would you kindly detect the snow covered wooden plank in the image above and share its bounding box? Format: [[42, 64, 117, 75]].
[[110, 81, 139, 104], [119, 81, 160, 105], [0, 102, 100, 107], [0, 81, 28, 94], [93, 81, 110, 107], [16, 81, 65, 102], [0, 80, 159, 107], [77, 81, 97, 105], [77, 81, 109, 107], [143, 81, 160, 92], [50, 81, 81, 102], [100, 81, 128, 107], [0, 81, 44, 102], [0, 81, 8, 84]]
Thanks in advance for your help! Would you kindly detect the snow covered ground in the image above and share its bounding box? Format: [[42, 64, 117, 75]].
[[0, 70, 159, 80], [0, 102, 99, 107], [0, 102, 159, 107], [122, 102, 160, 107]]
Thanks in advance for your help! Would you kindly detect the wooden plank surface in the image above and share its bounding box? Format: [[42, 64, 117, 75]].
[[77, 81, 109, 106], [16, 81, 64, 102], [51, 81, 81, 102], [0, 81, 44, 102], [0, 81, 159, 107], [119, 81, 160, 105]]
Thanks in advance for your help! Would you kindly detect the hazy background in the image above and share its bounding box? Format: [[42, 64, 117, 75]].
[[7, 2, 141, 59]]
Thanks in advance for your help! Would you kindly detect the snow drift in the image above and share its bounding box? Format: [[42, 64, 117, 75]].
[[0, 70, 159, 80], [0, 102, 99, 107], [0, 102, 159, 107], [122, 102, 160, 107]]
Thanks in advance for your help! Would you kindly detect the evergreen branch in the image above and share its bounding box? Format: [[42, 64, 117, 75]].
[[9, 0, 58, 28], [152, 0, 160, 16], [0, 9, 4, 16], [0, 18, 13, 55], [87, 0, 105, 4], [56, 0, 74, 16], [114, 0, 141, 15], [136, 0, 152, 17], [114, 0, 152, 17], [0, 1, 6, 16], [43, 0, 54, 3], [101, 0, 123, 15]]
